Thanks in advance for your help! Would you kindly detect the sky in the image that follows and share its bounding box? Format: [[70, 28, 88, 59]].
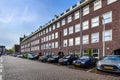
[[0, 0, 78, 49]]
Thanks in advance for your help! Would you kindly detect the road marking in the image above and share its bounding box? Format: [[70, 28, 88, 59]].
[[0, 75, 2, 80], [0, 57, 3, 63], [0, 69, 2, 73], [86, 68, 95, 72]]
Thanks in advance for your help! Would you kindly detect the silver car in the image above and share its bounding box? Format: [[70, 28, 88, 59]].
[[97, 55, 120, 73]]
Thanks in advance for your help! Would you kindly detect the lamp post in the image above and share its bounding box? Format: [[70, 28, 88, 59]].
[[79, 0, 83, 57], [101, 15, 105, 57]]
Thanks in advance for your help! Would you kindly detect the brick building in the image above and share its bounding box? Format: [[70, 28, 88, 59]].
[[20, 0, 120, 58]]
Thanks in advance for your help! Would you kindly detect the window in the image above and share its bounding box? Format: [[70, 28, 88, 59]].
[[75, 37, 80, 45], [75, 23, 80, 32], [103, 30, 112, 41], [94, 0, 102, 11], [102, 11, 112, 24], [64, 28, 67, 36], [49, 27, 51, 32], [62, 19, 65, 26], [107, 0, 117, 4], [82, 20, 89, 30], [55, 32, 58, 39], [91, 16, 99, 27], [69, 26, 73, 34], [63, 39, 67, 47], [52, 42, 54, 48], [67, 15, 72, 23], [55, 42, 58, 48], [52, 33, 54, 39], [83, 35, 89, 44], [49, 35, 51, 40], [69, 38, 73, 46], [92, 49, 99, 58], [43, 30, 45, 34], [83, 5, 89, 16], [53, 24, 55, 30], [91, 32, 99, 43], [74, 11, 79, 20], [46, 28, 48, 33], [46, 36, 48, 41], [57, 22, 60, 28]]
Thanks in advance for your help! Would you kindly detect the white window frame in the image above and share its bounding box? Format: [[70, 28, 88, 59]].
[[64, 28, 67, 36], [102, 11, 112, 24], [55, 42, 58, 48], [82, 20, 89, 30], [91, 16, 99, 27], [57, 22, 60, 28], [83, 35, 89, 44], [49, 27, 51, 32], [62, 19, 65, 26], [74, 11, 79, 20], [55, 32, 58, 39], [52, 33, 54, 40], [94, 0, 102, 11], [75, 23, 80, 32], [83, 5, 89, 16], [69, 26, 73, 34], [75, 37, 80, 45], [63, 39, 67, 47], [107, 0, 117, 4], [103, 30, 112, 41], [67, 15, 72, 23], [53, 24, 55, 30], [91, 32, 99, 43], [69, 38, 73, 46]]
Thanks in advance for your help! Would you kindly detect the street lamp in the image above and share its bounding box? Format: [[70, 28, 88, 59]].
[[101, 15, 105, 57], [79, 0, 83, 57]]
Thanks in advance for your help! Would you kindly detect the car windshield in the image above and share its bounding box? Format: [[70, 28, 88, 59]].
[[80, 56, 89, 59], [103, 56, 120, 61], [52, 56, 58, 58]]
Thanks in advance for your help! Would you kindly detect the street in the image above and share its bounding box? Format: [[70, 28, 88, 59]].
[[1, 56, 119, 80]]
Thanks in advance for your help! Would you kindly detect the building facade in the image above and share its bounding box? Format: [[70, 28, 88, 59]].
[[20, 0, 120, 58], [13, 44, 20, 53], [0, 45, 6, 54]]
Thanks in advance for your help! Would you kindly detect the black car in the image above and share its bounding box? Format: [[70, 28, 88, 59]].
[[39, 55, 52, 62], [73, 56, 97, 68], [59, 54, 79, 65], [48, 55, 64, 63]]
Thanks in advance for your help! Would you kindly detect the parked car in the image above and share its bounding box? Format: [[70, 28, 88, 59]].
[[17, 54, 23, 58], [96, 55, 120, 73], [73, 56, 97, 68], [48, 55, 64, 63], [59, 54, 79, 65], [39, 55, 52, 62], [28, 53, 39, 60]]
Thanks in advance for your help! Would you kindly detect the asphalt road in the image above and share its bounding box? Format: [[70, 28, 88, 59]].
[[2, 56, 120, 80]]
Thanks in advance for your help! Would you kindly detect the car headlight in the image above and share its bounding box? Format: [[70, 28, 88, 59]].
[[73, 61, 76, 63], [97, 61, 101, 66]]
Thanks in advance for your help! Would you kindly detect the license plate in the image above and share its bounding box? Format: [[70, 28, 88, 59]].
[[104, 66, 114, 70], [75, 63, 80, 66]]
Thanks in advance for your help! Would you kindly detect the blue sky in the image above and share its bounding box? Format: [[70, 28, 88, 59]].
[[0, 0, 78, 49]]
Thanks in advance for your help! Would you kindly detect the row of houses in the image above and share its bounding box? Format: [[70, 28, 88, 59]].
[[20, 0, 120, 58]]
